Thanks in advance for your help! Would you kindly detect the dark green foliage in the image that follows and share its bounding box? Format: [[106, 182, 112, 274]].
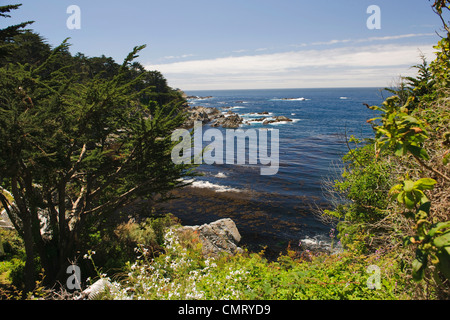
[[80, 214, 178, 274], [0, 4, 34, 60], [332, 142, 394, 222], [385, 57, 435, 110], [324, 141, 395, 252], [0, 30, 193, 291]]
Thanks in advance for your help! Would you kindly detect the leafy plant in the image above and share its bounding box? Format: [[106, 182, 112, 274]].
[[390, 179, 450, 281]]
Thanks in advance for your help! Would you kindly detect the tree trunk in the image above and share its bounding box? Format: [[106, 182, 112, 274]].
[[22, 215, 36, 294]]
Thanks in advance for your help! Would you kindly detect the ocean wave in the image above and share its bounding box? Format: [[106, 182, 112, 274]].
[[243, 117, 302, 126], [242, 112, 274, 117], [267, 118, 302, 125], [270, 98, 310, 101], [299, 235, 343, 254], [183, 179, 242, 193], [214, 172, 228, 178]]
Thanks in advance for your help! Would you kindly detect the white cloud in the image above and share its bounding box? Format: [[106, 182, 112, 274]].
[[162, 53, 195, 60], [148, 43, 436, 90], [291, 33, 435, 48]]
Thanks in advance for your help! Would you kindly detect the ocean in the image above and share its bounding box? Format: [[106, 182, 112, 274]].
[[157, 88, 387, 256]]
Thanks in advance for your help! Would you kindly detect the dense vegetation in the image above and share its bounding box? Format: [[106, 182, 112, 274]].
[[1, 2, 449, 300], [0, 3, 193, 295]]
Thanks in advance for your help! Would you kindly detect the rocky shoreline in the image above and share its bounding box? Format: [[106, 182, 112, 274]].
[[182, 104, 294, 129]]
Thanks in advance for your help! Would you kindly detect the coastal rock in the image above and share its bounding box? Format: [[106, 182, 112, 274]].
[[187, 95, 213, 100], [248, 117, 267, 122], [1, 202, 54, 240], [211, 113, 243, 129], [274, 116, 293, 122], [77, 278, 112, 300], [263, 116, 293, 125], [0, 210, 13, 230], [182, 106, 222, 128], [177, 218, 243, 258], [249, 111, 269, 115]]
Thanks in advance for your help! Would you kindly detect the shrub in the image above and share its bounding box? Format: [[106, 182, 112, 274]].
[[80, 213, 179, 276], [90, 228, 409, 300]]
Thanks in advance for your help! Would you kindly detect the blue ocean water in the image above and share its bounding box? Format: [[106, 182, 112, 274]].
[[165, 88, 388, 253], [186, 88, 385, 195]]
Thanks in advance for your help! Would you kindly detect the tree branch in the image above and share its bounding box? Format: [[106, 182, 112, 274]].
[[66, 143, 87, 180], [89, 144, 139, 199], [83, 184, 141, 216]]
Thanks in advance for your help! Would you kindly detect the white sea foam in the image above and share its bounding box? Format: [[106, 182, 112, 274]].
[[270, 98, 310, 101], [243, 117, 301, 126], [214, 172, 228, 178], [268, 121, 291, 125], [242, 112, 274, 117], [183, 179, 242, 193], [268, 119, 301, 125], [299, 235, 343, 254], [244, 119, 269, 125]]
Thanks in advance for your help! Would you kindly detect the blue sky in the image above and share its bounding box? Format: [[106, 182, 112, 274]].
[[3, 0, 445, 90]]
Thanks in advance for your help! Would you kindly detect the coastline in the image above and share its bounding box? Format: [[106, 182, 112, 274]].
[[155, 185, 334, 260]]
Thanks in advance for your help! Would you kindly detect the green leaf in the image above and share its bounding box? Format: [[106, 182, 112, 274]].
[[436, 248, 450, 280], [395, 143, 406, 157], [417, 201, 431, 216], [413, 178, 437, 191], [412, 250, 428, 282], [433, 231, 450, 248], [404, 192, 416, 209], [402, 115, 420, 124], [407, 145, 430, 161], [397, 191, 405, 204], [428, 221, 450, 238], [413, 189, 429, 205], [389, 184, 403, 195], [376, 128, 391, 138], [403, 180, 415, 193]]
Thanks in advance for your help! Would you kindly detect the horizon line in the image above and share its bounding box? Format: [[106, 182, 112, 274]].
[[182, 86, 389, 92]]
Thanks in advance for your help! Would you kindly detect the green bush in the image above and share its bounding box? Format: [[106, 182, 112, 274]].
[[80, 213, 179, 275], [0, 229, 25, 260], [92, 228, 409, 300], [323, 141, 396, 253]]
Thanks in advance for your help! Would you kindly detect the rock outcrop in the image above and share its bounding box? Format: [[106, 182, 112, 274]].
[[210, 113, 243, 129], [0, 207, 14, 230], [182, 105, 245, 129], [182, 106, 223, 128], [176, 218, 243, 258], [186, 95, 213, 100], [263, 116, 293, 125]]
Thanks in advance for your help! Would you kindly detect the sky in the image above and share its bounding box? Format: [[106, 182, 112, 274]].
[[2, 0, 447, 90]]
